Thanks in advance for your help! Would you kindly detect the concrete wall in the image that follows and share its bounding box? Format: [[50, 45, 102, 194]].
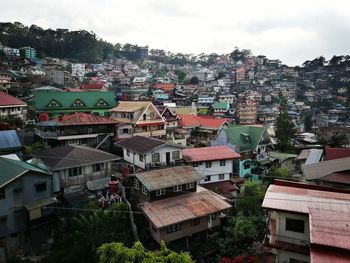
[[191, 159, 233, 184], [276, 250, 310, 263]]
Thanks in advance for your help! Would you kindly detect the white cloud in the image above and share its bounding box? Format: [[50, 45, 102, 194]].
[[1, 0, 350, 65]]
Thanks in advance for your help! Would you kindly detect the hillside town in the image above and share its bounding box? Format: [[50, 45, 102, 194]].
[[0, 22, 350, 263]]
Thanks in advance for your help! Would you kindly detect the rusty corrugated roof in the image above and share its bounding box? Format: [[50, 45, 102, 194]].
[[136, 166, 202, 191], [141, 187, 231, 228]]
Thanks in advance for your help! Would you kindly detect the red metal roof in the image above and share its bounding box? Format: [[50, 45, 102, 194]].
[[178, 114, 230, 129], [325, 147, 350, 160], [80, 83, 105, 90], [183, 145, 241, 162], [263, 183, 350, 250], [0, 91, 27, 106], [311, 247, 350, 263], [52, 113, 115, 126]]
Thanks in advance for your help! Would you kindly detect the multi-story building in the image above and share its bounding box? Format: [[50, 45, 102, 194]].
[[263, 180, 350, 263], [71, 63, 86, 77], [110, 101, 166, 139], [219, 94, 235, 104], [212, 102, 230, 117], [133, 166, 232, 246], [235, 67, 246, 82], [0, 158, 57, 261], [44, 70, 71, 86], [237, 99, 258, 125], [34, 113, 116, 149], [0, 91, 27, 121], [183, 146, 241, 184], [116, 136, 184, 170], [19, 46, 36, 59]]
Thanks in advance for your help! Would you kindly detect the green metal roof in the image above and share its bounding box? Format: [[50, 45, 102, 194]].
[[0, 157, 49, 188], [35, 91, 117, 111], [213, 102, 229, 109], [223, 125, 266, 152], [268, 151, 297, 162]]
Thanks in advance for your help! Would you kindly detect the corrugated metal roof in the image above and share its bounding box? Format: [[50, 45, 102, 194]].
[[33, 145, 120, 170], [51, 113, 115, 126], [141, 187, 232, 228], [263, 184, 350, 250], [325, 147, 350, 160], [304, 149, 323, 165], [183, 146, 241, 162], [0, 130, 22, 151], [116, 136, 166, 154], [311, 246, 350, 263], [0, 91, 27, 106], [302, 157, 350, 180], [136, 166, 202, 191]]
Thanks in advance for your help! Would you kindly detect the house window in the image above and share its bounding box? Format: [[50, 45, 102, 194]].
[[72, 99, 85, 107], [152, 153, 160, 163], [0, 189, 5, 199], [35, 182, 47, 193], [166, 223, 181, 233], [220, 160, 226, 166], [173, 185, 182, 192], [285, 218, 305, 233], [122, 128, 129, 134], [186, 182, 194, 189], [172, 151, 180, 160], [96, 99, 108, 106], [243, 161, 251, 170], [13, 187, 22, 194], [69, 167, 82, 177], [205, 161, 212, 168], [190, 218, 200, 226], [156, 188, 166, 196], [92, 163, 103, 172], [211, 213, 217, 220], [192, 162, 199, 167], [204, 176, 211, 182], [142, 185, 148, 195], [139, 154, 144, 162], [134, 179, 140, 190], [127, 149, 130, 157], [218, 174, 225, 180]]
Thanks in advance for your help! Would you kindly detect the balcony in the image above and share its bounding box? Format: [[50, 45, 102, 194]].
[[35, 128, 113, 140], [133, 129, 166, 137]]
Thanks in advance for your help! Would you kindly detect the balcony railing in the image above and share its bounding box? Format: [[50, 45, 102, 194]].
[[35, 128, 112, 139]]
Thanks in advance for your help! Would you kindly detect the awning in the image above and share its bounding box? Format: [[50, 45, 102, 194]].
[[24, 197, 57, 220], [86, 177, 110, 191]]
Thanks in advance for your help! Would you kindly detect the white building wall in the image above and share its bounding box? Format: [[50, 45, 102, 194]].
[[191, 159, 233, 184]]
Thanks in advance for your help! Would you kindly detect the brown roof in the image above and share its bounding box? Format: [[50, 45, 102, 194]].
[[116, 136, 166, 154], [141, 187, 231, 228], [0, 91, 27, 106], [302, 157, 350, 180], [34, 145, 120, 170], [183, 146, 241, 162], [51, 113, 115, 126], [136, 166, 202, 191], [111, 101, 150, 113]]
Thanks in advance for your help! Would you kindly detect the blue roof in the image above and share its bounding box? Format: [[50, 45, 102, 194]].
[[0, 130, 22, 152]]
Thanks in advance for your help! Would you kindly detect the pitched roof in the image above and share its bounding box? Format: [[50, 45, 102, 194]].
[[325, 147, 350, 160], [179, 114, 229, 129], [183, 146, 241, 162], [33, 145, 120, 170], [116, 136, 166, 154], [302, 157, 350, 180], [268, 151, 297, 162], [51, 113, 115, 126], [222, 125, 267, 152], [141, 187, 231, 228], [263, 183, 350, 251], [0, 157, 48, 188], [0, 91, 27, 106], [135, 166, 202, 191], [0, 130, 22, 152], [35, 91, 116, 110]]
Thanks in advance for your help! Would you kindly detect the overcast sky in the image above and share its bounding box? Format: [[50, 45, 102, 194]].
[[1, 0, 350, 66]]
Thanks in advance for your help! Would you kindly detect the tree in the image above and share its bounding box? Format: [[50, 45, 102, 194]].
[[275, 93, 295, 152], [44, 203, 134, 263], [189, 76, 199, 85], [174, 70, 187, 84], [304, 114, 312, 132], [268, 166, 292, 177], [98, 241, 194, 263]]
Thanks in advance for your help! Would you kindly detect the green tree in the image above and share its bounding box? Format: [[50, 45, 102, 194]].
[[268, 166, 292, 177], [174, 70, 187, 84], [275, 93, 295, 152], [98, 241, 194, 263], [189, 76, 199, 85]]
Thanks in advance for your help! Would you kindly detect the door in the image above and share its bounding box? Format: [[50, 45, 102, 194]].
[[166, 152, 171, 165]]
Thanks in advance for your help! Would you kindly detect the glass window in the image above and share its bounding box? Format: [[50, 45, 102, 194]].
[[92, 163, 103, 172], [186, 182, 194, 189], [156, 188, 166, 196], [220, 160, 226, 166], [205, 161, 212, 168], [152, 153, 160, 163], [192, 162, 199, 167], [204, 176, 211, 182], [219, 174, 225, 180], [172, 151, 180, 160], [139, 154, 144, 162], [127, 149, 130, 156], [134, 179, 139, 190], [173, 185, 182, 192], [166, 223, 181, 233], [285, 218, 305, 233], [142, 185, 148, 195], [243, 161, 251, 169], [190, 218, 200, 226], [69, 167, 82, 177], [35, 182, 47, 193]]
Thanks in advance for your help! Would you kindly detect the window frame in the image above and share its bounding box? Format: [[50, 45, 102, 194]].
[[192, 162, 199, 167], [35, 182, 47, 193], [152, 153, 160, 163], [156, 188, 166, 196], [186, 182, 195, 189], [139, 154, 144, 162], [173, 185, 182, 192], [220, 160, 226, 166], [68, 167, 82, 177], [172, 151, 180, 160], [142, 185, 148, 195], [285, 218, 305, 233], [218, 174, 225, 180], [134, 179, 140, 190], [204, 176, 211, 182], [190, 218, 200, 226], [205, 161, 212, 168], [166, 223, 182, 233]]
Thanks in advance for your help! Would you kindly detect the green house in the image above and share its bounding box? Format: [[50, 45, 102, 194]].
[[35, 91, 117, 119]]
